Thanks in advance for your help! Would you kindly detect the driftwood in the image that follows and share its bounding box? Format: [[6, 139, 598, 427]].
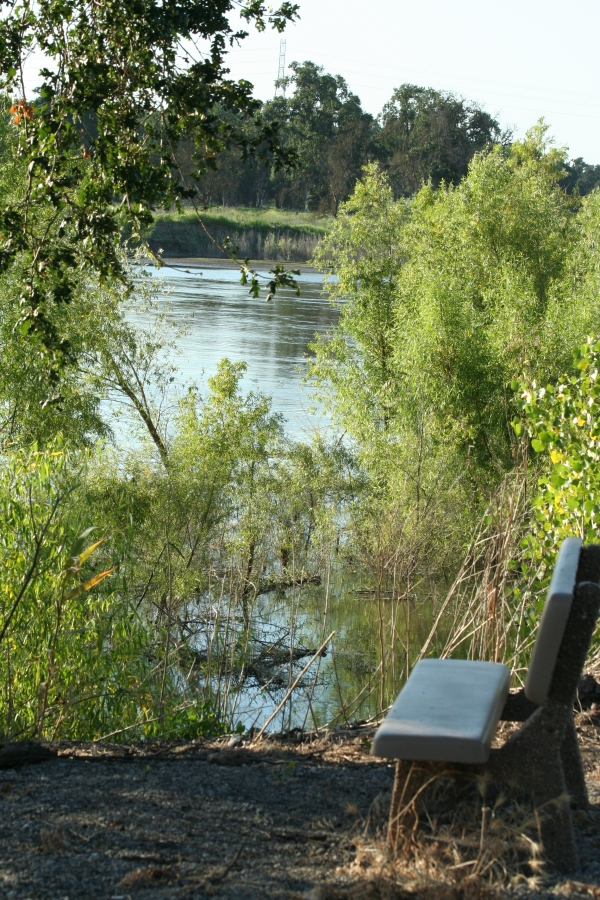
[[0, 740, 57, 768], [206, 571, 321, 597], [352, 589, 418, 602], [253, 632, 336, 742], [253, 573, 321, 597]]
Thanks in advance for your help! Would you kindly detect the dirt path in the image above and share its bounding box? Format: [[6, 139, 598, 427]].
[[0, 714, 599, 900], [0, 729, 393, 899]]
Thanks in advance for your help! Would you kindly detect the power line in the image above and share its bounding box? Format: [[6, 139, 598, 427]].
[[228, 45, 600, 103]]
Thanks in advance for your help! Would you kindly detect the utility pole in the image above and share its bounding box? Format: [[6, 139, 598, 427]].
[[275, 38, 286, 97]]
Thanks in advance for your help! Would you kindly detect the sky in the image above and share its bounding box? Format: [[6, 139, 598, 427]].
[[222, 0, 600, 163], [20, 0, 600, 163]]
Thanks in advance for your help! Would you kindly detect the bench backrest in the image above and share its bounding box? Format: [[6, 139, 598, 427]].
[[525, 537, 582, 706]]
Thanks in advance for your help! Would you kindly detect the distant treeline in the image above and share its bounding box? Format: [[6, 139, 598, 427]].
[[175, 62, 600, 214]]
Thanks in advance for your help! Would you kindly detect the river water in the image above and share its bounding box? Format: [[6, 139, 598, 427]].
[[128, 263, 435, 732], [135, 262, 339, 439]]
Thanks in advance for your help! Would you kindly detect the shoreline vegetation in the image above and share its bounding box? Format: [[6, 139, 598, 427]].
[[144, 207, 333, 262], [150, 256, 322, 272], [3, 129, 600, 750], [1, 0, 600, 886]]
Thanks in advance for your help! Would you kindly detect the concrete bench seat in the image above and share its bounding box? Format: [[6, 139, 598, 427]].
[[372, 537, 600, 873], [372, 658, 510, 763]]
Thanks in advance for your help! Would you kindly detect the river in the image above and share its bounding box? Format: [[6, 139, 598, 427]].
[[126, 262, 434, 733], [133, 261, 339, 439]]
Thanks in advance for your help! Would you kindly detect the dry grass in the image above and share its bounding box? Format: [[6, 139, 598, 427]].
[[416, 467, 539, 677], [330, 766, 561, 900], [394, 776, 545, 882]]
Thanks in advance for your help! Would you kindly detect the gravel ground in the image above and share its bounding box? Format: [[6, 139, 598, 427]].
[[0, 730, 394, 900], [0, 712, 598, 900]]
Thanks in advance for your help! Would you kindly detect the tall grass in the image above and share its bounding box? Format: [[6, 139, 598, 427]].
[[145, 207, 333, 261], [153, 206, 334, 234]]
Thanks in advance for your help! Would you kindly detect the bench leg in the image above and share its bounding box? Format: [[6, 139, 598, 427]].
[[530, 749, 578, 873], [388, 761, 403, 847], [388, 761, 429, 849], [560, 716, 588, 809], [487, 706, 579, 873]]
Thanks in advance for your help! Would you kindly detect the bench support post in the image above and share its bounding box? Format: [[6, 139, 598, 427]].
[[388, 761, 427, 847], [561, 717, 588, 809], [486, 703, 578, 872]]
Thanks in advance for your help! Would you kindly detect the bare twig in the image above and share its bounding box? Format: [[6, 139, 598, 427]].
[[253, 632, 335, 743]]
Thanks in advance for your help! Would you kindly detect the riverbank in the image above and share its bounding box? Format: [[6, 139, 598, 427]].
[[145, 208, 333, 263], [1, 695, 599, 899], [157, 257, 323, 274]]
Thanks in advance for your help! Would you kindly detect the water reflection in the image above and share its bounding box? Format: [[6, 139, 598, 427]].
[[134, 263, 339, 438], [198, 574, 443, 733], [125, 264, 436, 731]]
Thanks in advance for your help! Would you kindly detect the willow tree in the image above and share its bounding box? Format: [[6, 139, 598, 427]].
[[308, 128, 600, 578], [397, 123, 593, 479]]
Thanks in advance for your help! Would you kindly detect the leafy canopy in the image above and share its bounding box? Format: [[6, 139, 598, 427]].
[[310, 124, 600, 526], [0, 0, 298, 367], [264, 61, 374, 212], [395, 123, 595, 476], [376, 83, 505, 197]]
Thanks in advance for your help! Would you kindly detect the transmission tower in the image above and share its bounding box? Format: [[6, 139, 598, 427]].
[[275, 38, 286, 97]]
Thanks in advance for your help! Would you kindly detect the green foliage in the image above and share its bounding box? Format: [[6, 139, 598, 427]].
[[310, 164, 408, 440], [376, 83, 505, 197], [309, 124, 600, 591], [190, 74, 510, 214], [0, 1, 298, 366], [2, 64, 600, 737], [497, 338, 600, 664], [396, 123, 592, 477], [310, 164, 472, 580], [0, 253, 177, 453], [79, 361, 292, 728], [516, 338, 600, 551], [561, 158, 600, 197], [0, 357, 292, 741], [0, 377, 288, 741], [266, 61, 375, 213], [0, 445, 150, 739], [145, 207, 331, 261], [184, 61, 600, 222], [151, 206, 332, 237], [312, 126, 591, 482]]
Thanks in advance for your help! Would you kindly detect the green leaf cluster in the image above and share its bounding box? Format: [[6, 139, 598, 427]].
[[0, 445, 152, 739], [516, 338, 600, 550], [309, 123, 600, 578], [0, 0, 298, 363]]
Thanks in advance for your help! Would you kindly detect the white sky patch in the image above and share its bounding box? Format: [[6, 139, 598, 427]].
[[19, 0, 600, 162]]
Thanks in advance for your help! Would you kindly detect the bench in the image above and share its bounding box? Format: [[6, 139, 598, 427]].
[[372, 537, 600, 872]]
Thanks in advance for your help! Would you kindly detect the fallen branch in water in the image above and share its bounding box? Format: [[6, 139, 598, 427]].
[[252, 631, 335, 743], [250, 572, 322, 597]]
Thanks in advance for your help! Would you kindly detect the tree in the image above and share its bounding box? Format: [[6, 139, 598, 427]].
[[308, 126, 600, 581], [308, 165, 465, 583], [376, 84, 505, 197], [561, 157, 600, 197], [0, 0, 298, 373], [309, 164, 408, 441], [266, 61, 374, 213], [396, 123, 595, 478]]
